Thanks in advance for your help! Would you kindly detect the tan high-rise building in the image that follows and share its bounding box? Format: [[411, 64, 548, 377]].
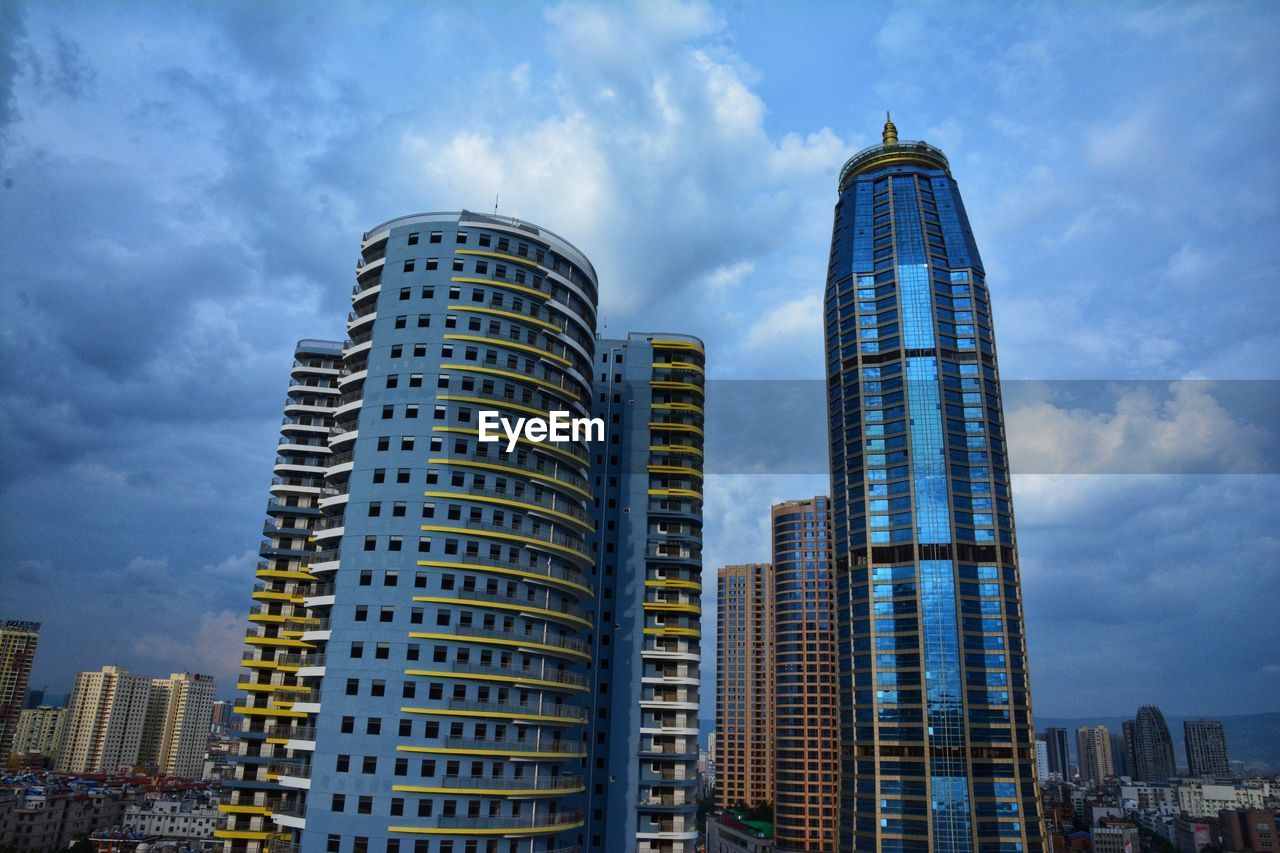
[[1076, 725, 1115, 784], [13, 704, 67, 761], [716, 563, 774, 810], [139, 672, 216, 779], [0, 620, 41, 764], [771, 498, 839, 851], [58, 665, 153, 773]]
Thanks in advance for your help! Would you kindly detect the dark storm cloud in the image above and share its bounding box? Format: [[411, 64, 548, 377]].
[[0, 1, 1276, 719]]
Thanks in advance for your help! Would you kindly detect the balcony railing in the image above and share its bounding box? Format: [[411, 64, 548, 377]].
[[437, 773, 583, 790], [434, 811, 583, 831], [442, 737, 583, 755], [440, 697, 587, 723]]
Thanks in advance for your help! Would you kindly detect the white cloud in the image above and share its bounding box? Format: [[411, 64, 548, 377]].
[[742, 292, 822, 352]]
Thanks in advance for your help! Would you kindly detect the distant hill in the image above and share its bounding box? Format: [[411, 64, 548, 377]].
[[1036, 712, 1280, 774], [700, 712, 1280, 773]]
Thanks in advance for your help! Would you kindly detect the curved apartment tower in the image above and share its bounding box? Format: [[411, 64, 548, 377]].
[[225, 212, 705, 853], [302, 212, 598, 852], [220, 338, 343, 851], [823, 119, 1045, 852], [771, 498, 838, 851]]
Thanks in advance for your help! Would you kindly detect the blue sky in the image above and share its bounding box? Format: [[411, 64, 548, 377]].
[[1, 1, 1277, 717]]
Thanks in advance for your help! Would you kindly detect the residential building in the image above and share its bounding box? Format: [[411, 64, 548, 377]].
[[140, 673, 216, 779], [1176, 779, 1273, 818], [770, 497, 838, 851], [11, 704, 66, 763], [1171, 816, 1212, 853], [1092, 820, 1140, 853], [1218, 808, 1279, 852], [585, 332, 705, 853], [1183, 719, 1230, 779], [123, 798, 220, 840], [0, 786, 135, 851], [1035, 739, 1050, 783], [1121, 719, 1137, 779], [1130, 705, 1176, 782], [211, 700, 235, 731], [1112, 729, 1129, 778], [1077, 726, 1115, 785], [57, 665, 153, 774], [1043, 726, 1070, 780], [716, 563, 774, 811], [708, 810, 776, 853], [221, 212, 704, 853], [218, 337, 342, 850], [0, 621, 40, 764], [823, 117, 1046, 850]]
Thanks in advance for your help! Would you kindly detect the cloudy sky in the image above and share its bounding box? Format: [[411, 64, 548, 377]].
[[1, 1, 1277, 718]]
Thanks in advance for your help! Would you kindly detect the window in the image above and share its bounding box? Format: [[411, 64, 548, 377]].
[[341, 716, 355, 734], [328, 836, 341, 853], [395, 756, 408, 775], [390, 344, 403, 358], [355, 606, 368, 621], [394, 315, 407, 329], [396, 469, 410, 484], [363, 756, 377, 774], [336, 754, 351, 771], [368, 502, 381, 517], [371, 680, 386, 697], [418, 314, 430, 328], [350, 642, 364, 659], [372, 468, 386, 483], [401, 437, 415, 451], [456, 231, 468, 244], [406, 405, 419, 419], [363, 536, 376, 551], [377, 436, 390, 451], [386, 375, 398, 389], [359, 570, 373, 585], [403, 681, 417, 699], [332, 793, 346, 812], [478, 233, 491, 247], [393, 502, 407, 517], [389, 536, 403, 551], [381, 606, 395, 622], [390, 798, 404, 817], [367, 717, 382, 735], [403, 260, 414, 273], [409, 373, 423, 388], [382, 405, 394, 419], [413, 343, 427, 357], [407, 232, 419, 246], [429, 231, 442, 243]]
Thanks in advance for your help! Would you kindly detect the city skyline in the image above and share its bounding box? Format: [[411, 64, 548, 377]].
[[2, 0, 1280, 728]]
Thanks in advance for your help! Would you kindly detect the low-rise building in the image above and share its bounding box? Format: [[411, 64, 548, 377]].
[[122, 797, 219, 840], [0, 786, 135, 851], [1177, 779, 1273, 819], [1218, 808, 1279, 852], [708, 810, 775, 853], [1093, 819, 1140, 853], [1172, 816, 1213, 853]]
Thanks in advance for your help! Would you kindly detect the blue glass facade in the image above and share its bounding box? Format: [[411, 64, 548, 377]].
[[824, 122, 1045, 853]]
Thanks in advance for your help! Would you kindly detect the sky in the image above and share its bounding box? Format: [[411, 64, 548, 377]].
[[1, 0, 1277, 718]]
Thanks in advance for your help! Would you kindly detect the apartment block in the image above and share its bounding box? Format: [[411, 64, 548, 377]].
[[140, 673, 217, 778], [716, 563, 774, 811], [0, 621, 40, 764], [57, 666, 153, 774], [12, 704, 66, 762]]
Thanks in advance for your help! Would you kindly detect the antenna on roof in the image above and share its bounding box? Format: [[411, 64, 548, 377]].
[[494, 194, 499, 215]]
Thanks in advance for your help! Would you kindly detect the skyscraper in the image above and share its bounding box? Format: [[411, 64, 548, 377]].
[[771, 498, 838, 851], [1042, 726, 1070, 780], [716, 562, 774, 812], [823, 117, 1045, 851], [221, 212, 704, 853], [0, 620, 40, 764], [1183, 719, 1230, 778], [1075, 726, 1115, 785], [220, 338, 341, 850], [140, 672, 217, 779], [585, 332, 705, 853], [58, 665, 153, 773], [1130, 706, 1176, 782]]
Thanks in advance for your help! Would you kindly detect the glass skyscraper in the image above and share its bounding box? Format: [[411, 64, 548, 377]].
[[823, 118, 1045, 852]]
